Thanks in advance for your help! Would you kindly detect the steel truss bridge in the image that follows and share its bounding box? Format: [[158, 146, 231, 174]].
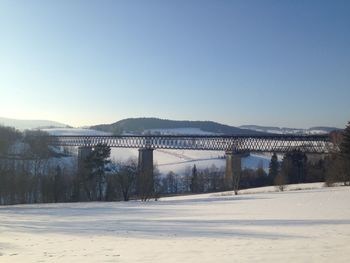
[[48, 134, 337, 153], [48, 134, 338, 193]]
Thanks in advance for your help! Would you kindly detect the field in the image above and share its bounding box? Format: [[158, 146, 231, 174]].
[[1, 184, 350, 262]]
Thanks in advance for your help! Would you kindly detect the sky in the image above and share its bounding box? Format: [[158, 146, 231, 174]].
[[0, 0, 349, 128]]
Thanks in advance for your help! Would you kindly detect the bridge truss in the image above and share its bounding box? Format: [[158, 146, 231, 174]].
[[48, 134, 337, 154]]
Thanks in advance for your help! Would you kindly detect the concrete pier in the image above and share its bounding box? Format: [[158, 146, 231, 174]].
[[225, 151, 242, 193], [138, 148, 154, 199]]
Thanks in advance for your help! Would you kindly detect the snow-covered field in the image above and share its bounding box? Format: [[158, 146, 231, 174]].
[[1, 185, 350, 262]]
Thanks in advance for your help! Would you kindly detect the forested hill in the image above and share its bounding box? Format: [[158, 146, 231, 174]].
[[90, 118, 266, 135]]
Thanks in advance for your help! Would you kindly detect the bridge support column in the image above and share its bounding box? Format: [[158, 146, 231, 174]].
[[225, 151, 242, 194], [138, 148, 154, 200]]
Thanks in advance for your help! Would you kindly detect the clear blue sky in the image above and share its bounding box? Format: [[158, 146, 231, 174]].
[[0, 0, 349, 128]]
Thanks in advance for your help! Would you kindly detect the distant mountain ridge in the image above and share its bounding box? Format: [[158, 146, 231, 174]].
[[90, 118, 265, 135], [0, 117, 69, 130], [239, 125, 340, 135]]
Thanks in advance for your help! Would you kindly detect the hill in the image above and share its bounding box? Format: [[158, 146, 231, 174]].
[[0, 117, 69, 130], [239, 124, 340, 134], [90, 118, 265, 135]]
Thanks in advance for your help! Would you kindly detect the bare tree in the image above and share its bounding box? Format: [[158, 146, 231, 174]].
[[115, 159, 137, 201], [275, 155, 291, 191], [274, 171, 287, 191]]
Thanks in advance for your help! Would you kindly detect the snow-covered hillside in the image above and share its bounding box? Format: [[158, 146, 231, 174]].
[[155, 151, 271, 174], [1, 185, 349, 262], [42, 128, 111, 136], [143, 128, 217, 135], [0, 117, 67, 130], [110, 148, 272, 174], [239, 125, 339, 135]]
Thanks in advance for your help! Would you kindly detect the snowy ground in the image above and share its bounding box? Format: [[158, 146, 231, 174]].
[[1, 184, 350, 262]]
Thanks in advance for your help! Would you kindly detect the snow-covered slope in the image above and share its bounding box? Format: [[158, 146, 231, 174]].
[[42, 128, 111, 136], [155, 151, 271, 174], [110, 148, 272, 175], [143, 127, 217, 135], [239, 125, 340, 135], [1, 185, 349, 262], [0, 117, 68, 130]]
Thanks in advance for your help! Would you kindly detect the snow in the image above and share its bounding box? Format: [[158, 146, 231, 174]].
[[307, 129, 329, 134], [240, 125, 333, 135], [42, 128, 111, 136], [109, 148, 272, 175], [144, 128, 217, 135], [155, 151, 272, 174], [0, 117, 67, 130], [215, 182, 332, 196], [1, 185, 350, 262]]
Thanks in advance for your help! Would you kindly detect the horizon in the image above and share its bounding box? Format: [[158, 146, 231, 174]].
[[1, 0, 349, 128], [0, 115, 344, 130]]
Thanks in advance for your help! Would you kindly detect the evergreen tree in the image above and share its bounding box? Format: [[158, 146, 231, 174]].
[[165, 171, 178, 194], [340, 122, 350, 159], [268, 153, 279, 184], [85, 144, 111, 201], [281, 151, 307, 184], [339, 121, 350, 184]]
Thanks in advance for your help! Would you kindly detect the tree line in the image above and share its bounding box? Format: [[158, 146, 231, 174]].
[[0, 126, 143, 204], [0, 126, 157, 204], [271, 123, 350, 190]]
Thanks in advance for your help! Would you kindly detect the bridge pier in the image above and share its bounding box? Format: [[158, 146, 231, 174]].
[[137, 148, 154, 200], [225, 151, 242, 193]]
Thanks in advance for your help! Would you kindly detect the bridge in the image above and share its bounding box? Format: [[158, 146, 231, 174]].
[[48, 134, 337, 193], [48, 134, 335, 152]]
